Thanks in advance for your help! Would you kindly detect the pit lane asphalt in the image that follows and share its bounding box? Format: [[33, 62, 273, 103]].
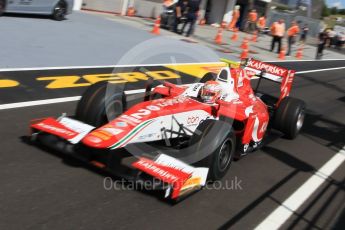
[[0, 60, 344, 229]]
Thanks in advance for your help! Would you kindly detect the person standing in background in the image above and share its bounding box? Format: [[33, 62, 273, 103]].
[[247, 9, 258, 33], [300, 24, 309, 43], [327, 28, 336, 47], [286, 21, 300, 56], [227, 5, 240, 31], [180, 0, 201, 37], [257, 14, 266, 35], [316, 29, 327, 59], [174, 0, 188, 34], [270, 19, 285, 53]]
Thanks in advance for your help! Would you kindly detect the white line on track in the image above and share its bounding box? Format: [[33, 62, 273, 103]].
[[255, 146, 345, 230], [0, 96, 81, 110], [266, 59, 345, 63], [0, 88, 147, 110], [296, 66, 345, 74]]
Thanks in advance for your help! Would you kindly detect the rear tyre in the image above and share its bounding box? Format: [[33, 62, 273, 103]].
[[274, 97, 306, 139], [190, 120, 236, 181], [75, 81, 126, 127], [52, 1, 67, 21]]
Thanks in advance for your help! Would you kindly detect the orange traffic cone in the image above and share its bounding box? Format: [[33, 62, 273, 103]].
[[214, 27, 223, 45], [127, 7, 136, 17], [199, 18, 206, 25], [240, 48, 249, 59], [231, 28, 238, 41], [151, 17, 161, 35], [240, 37, 249, 49], [278, 46, 286, 60], [295, 45, 304, 59], [251, 31, 257, 42]]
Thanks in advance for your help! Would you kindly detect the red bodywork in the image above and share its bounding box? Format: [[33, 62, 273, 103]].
[[28, 59, 296, 200], [31, 59, 295, 149]]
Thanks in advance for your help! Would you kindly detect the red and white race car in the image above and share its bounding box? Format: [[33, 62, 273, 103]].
[[29, 58, 306, 200]]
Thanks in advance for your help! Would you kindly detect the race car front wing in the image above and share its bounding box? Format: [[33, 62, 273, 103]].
[[29, 115, 209, 201]]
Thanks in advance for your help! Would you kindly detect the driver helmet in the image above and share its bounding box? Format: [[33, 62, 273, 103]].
[[201, 81, 222, 104]]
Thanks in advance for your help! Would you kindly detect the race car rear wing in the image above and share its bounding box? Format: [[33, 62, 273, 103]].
[[220, 58, 295, 105], [243, 58, 295, 105]]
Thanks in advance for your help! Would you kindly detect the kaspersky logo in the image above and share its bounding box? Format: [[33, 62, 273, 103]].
[[36, 123, 76, 137], [247, 59, 287, 76]]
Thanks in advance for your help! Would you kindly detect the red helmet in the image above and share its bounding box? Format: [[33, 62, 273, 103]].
[[201, 81, 222, 104]]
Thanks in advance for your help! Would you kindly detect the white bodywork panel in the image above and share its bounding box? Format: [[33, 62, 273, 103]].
[[131, 110, 213, 144]]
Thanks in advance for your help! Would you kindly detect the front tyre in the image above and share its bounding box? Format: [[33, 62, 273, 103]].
[[210, 136, 235, 180], [52, 1, 67, 21], [190, 120, 236, 181], [75, 81, 126, 127], [274, 97, 306, 139]]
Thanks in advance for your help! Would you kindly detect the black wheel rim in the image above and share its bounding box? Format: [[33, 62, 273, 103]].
[[218, 139, 232, 172], [296, 109, 305, 132], [54, 4, 66, 20]]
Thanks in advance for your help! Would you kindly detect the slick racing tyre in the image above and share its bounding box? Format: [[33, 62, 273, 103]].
[[75, 81, 127, 127], [274, 97, 306, 139], [190, 119, 236, 181], [52, 1, 67, 21], [200, 72, 216, 83]]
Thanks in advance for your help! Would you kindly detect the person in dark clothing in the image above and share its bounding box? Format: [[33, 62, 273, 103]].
[[270, 19, 285, 53], [300, 24, 309, 43], [316, 30, 327, 59], [286, 21, 299, 56], [174, 0, 188, 33], [180, 0, 201, 37]]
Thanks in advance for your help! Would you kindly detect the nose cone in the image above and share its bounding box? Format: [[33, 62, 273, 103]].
[[82, 132, 116, 149], [82, 134, 107, 148], [82, 127, 125, 149]]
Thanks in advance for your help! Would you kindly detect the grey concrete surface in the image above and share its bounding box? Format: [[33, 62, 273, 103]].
[[0, 12, 219, 68], [1, 11, 344, 69]]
